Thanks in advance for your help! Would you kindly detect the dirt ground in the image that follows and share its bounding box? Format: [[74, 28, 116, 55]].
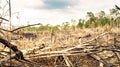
[[0, 27, 120, 67]]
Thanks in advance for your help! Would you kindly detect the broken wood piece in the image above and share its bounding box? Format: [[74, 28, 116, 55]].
[[90, 54, 112, 67], [63, 55, 74, 67], [0, 38, 24, 60]]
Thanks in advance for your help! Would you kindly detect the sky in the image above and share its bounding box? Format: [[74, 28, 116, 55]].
[[1, 0, 120, 26]]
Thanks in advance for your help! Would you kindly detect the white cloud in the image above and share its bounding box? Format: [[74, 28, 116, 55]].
[[3, 0, 120, 26], [12, 0, 44, 11], [24, 0, 45, 8]]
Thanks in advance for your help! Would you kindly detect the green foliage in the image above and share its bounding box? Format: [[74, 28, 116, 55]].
[[24, 24, 60, 31], [24, 7, 120, 31], [77, 19, 84, 28], [114, 16, 120, 27], [76, 7, 120, 28], [62, 22, 70, 30], [98, 17, 110, 27]]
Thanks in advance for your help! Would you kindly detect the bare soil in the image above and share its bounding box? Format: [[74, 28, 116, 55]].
[[0, 27, 120, 67]]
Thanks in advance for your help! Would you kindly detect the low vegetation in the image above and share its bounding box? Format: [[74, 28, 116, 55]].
[[0, 7, 120, 67], [24, 8, 120, 32]]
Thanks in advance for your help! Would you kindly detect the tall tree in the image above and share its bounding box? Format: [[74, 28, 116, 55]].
[[109, 8, 120, 27], [97, 11, 108, 27], [86, 12, 96, 28], [77, 19, 84, 28]]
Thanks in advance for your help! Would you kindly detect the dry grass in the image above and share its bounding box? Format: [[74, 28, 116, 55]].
[[0, 27, 120, 67]]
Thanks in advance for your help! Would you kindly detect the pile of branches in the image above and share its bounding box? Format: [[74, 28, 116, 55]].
[[25, 31, 120, 67], [0, 30, 120, 67]]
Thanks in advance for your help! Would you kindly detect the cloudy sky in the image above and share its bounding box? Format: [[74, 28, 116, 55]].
[[8, 0, 120, 26]]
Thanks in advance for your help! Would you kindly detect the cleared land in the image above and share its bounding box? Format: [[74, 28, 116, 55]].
[[0, 27, 120, 67]]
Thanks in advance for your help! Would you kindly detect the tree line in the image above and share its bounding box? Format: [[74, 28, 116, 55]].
[[25, 7, 120, 31], [77, 8, 120, 28]]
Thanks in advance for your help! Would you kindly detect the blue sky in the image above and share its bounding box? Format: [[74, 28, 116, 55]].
[[42, 0, 72, 9], [5, 0, 120, 26]]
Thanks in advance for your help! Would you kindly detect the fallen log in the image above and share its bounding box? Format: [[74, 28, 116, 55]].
[[0, 38, 24, 60], [0, 38, 41, 67]]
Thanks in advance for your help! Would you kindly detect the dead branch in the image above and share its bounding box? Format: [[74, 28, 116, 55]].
[[0, 17, 9, 21], [11, 23, 41, 32], [115, 5, 120, 10], [0, 23, 41, 33], [83, 32, 109, 44], [0, 38, 41, 66], [0, 28, 11, 32], [0, 38, 24, 60], [63, 55, 74, 67], [26, 45, 114, 58], [112, 45, 120, 62], [0, 30, 119, 66], [90, 54, 113, 67]]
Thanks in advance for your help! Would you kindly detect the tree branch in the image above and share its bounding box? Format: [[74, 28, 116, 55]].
[[0, 23, 41, 34], [115, 5, 120, 10], [0, 17, 9, 21], [11, 23, 41, 32], [0, 38, 24, 60]]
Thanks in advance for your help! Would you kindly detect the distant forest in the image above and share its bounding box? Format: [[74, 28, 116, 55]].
[[25, 7, 120, 31]]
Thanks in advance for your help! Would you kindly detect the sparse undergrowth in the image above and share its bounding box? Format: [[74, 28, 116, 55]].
[[0, 27, 120, 67]]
